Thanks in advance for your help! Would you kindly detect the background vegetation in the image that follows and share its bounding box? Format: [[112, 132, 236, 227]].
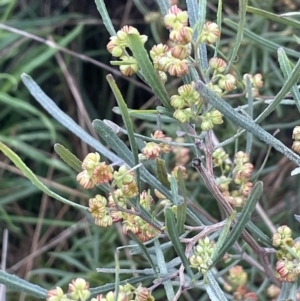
[[1, 0, 300, 300]]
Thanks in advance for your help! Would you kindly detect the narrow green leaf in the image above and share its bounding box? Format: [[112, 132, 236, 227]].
[[294, 34, 300, 44], [154, 239, 175, 300], [127, 34, 172, 111], [245, 75, 253, 154], [187, 0, 202, 36], [195, 81, 300, 166], [156, 106, 174, 119], [187, 0, 209, 76], [245, 221, 272, 246], [106, 74, 140, 187], [176, 171, 187, 235], [277, 282, 296, 301], [0, 142, 88, 212], [54, 143, 82, 172], [20, 74, 121, 163], [114, 251, 120, 301], [225, 0, 248, 73], [247, 6, 300, 29], [277, 48, 300, 113], [214, 0, 223, 56], [211, 213, 236, 262], [94, 0, 116, 36], [93, 120, 172, 199], [256, 57, 300, 122], [128, 233, 158, 277], [93, 119, 133, 165], [156, 0, 170, 16], [0, 270, 47, 299], [205, 270, 229, 301], [170, 175, 179, 205], [224, 18, 300, 59], [170, 175, 184, 233], [0, 92, 56, 141], [156, 159, 170, 189], [4, 25, 83, 92], [112, 107, 175, 123], [212, 182, 263, 265], [0, 135, 73, 174], [165, 208, 194, 279]]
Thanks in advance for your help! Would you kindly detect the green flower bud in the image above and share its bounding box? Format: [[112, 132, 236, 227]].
[[173, 109, 190, 123]]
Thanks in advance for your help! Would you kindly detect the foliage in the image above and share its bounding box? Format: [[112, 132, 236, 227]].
[[1, 0, 300, 301]]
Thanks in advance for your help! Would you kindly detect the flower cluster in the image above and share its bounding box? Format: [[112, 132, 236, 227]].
[[150, 5, 220, 78], [121, 191, 158, 242], [214, 151, 254, 209], [77, 152, 159, 242], [107, 26, 147, 76], [223, 266, 257, 301], [141, 130, 172, 160], [91, 284, 154, 301], [46, 281, 154, 301], [189, 237, 214, 273], [151, 5, 192, 77], [77, 153, 113, 189], [272, 225, 300, 282], [170, 82, 223, 128], [208, 57, 238, 94], [242, 73, 264, 98], [292, 126, 300, 154], [46, 278, 90, 301]]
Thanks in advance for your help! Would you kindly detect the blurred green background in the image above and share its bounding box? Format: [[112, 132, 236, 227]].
[[1, 0, 300, 300]]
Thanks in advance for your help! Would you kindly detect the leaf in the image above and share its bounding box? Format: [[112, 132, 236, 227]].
[[106, 74, 140, 188], [195, 81, 300, 166], [186, 0, 208, 79], [94, 0, 116, 36], [211, 182, 263, 264], [245, 221, 272, 246], [0, 142, 88, 212], [176, 171, 187, 235], [156, 0, 170, 16], [211, 213, 236, 261], [170, 176, 179, 207], [245, 75, 253, 154], [225, 0, 248, 73], [247, 6, 300, 29], [112, 107, 175, 123], [277, 282, 297, 301], [214, 0, 223, 56], [0, 270, 47, 299], [156, 159, 170, 189], [154, 239, 175, 300], [54, 143, 82, 172], [20, 74, 121, 163], [3, 25, 84, 92], [277, 48, 300, 113], [127, 34, 173, 111], [224, 18, 300, 59], [165, 208, 194, 279], [128, 233, 158, 277], [205, 270, 229, 301], [0, 92, 56, 141]]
